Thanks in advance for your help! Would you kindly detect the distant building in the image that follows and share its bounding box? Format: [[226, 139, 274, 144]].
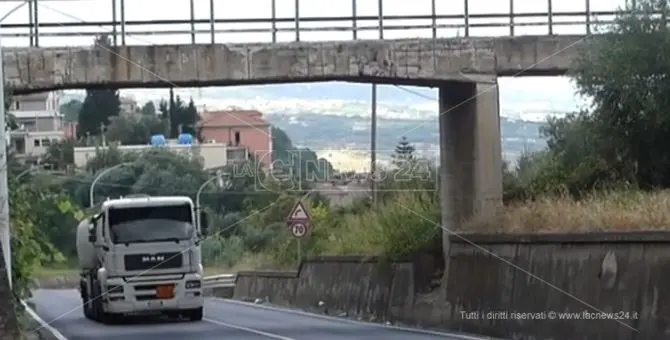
[[63, 122, 78, 139], [73, 138, 249, 170], [119, 96, 139, 115], [199, 110, 272, 170], [9, 91, 66, 164]]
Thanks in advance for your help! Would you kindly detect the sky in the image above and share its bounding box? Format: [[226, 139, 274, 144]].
[[0, 0, 624, 46], [0, 0, 624, 120]]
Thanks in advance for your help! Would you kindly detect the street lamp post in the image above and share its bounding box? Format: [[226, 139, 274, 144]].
[[15, 167, 36, 182], [14, 164, 51, 182], [195, 171, 231, 228], [89, 162, 133, 208]]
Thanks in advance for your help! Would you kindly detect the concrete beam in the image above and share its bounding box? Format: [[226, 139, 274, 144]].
[[3, 35, 585, 94]]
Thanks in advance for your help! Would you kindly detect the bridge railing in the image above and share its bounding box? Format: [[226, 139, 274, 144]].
[[0, 0, 641, 47]]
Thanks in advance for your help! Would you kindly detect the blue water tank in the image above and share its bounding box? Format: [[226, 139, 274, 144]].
[[150, 134, 166, 146], [178, 133, 194, 145]]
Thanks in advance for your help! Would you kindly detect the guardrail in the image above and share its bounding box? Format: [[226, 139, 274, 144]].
[[0, 0, 640, 47], [203, 273, 236, 289]]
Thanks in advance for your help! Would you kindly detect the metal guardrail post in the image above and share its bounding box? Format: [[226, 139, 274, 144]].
[[351, 0, 357, 40], [120, 0, 126, 45], [271, 0, 277, 43], [32, 0, 39, 46], [464, 0, 469, 37], [378, 0, 383, 39], [189, 0, 196, 44], [431, 0, 437, 39], [111, 0, 117, 46], [509, 0, 514, 36], [548, 0, 553, 35], [294, 0, 300, 42], [210, 0, 215, 43], [585, 0, 591, 34], [28, 0, 34, 47]]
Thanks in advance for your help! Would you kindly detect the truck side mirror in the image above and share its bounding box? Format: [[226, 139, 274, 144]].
[[199, 211, 209, 234]]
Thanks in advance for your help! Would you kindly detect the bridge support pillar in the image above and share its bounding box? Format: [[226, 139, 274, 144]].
[[438, 80, 503, 257]]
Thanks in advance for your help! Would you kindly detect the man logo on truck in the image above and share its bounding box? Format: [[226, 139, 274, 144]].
[[142, 255, 165, 263]]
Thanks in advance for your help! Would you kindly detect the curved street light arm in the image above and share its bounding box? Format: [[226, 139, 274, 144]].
[[195, 172, 231, 229], [89, 162, 133, 208]]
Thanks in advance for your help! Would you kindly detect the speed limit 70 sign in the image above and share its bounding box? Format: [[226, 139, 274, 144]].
[[290, 222, 308, 238]]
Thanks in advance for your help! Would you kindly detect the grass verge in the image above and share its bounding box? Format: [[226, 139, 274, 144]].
[[466, 190, 670, 232], [40, 190, 670, 276]]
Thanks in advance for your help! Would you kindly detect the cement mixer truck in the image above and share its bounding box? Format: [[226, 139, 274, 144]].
[[76, 195, 209, 323]]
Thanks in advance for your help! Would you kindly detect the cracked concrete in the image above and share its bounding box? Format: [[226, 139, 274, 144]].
[[2, 35, 584, 93]]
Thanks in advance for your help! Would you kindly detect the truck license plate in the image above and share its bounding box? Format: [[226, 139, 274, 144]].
[[156, 285, 175, 299], [147, 300, 164, 308]]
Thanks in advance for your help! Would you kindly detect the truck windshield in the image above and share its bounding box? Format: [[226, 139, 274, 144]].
[[108, 203, 194, 244]]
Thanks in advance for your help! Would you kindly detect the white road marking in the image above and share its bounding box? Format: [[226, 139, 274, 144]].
[[204, 318, 296, 340], [21, 299, 70, 340]]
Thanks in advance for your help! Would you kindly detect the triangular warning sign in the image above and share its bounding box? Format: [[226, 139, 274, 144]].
[[287, 201, 310, 221]]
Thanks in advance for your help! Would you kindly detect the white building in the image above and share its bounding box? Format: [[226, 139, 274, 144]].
[[9, 91, 66, 163], [73, 139, 249, 170]]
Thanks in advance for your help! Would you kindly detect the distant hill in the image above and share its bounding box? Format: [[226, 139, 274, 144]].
[[61, 81, 564, 170]]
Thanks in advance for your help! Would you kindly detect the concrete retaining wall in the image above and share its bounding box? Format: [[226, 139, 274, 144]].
[[228, 232, 670, 339], [0, 247, 20, 340]]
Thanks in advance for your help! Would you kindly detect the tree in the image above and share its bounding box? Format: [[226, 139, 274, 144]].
[[270, 126, 335, 182], [78, 147, 209, 207], [44, 139, 76, 170], [60, 99, 83, 122], [162, 93, 199, 138], [105, 114, 167, 145], [9, 182, 71, 298], [570, 0, 670, 189], [391, 136, 415, 167], [77, 88, 121, 138], [77, 35, 121, 138], [141, 101, 156, 116], [4, 87, 17, 130], [178, 98, 200, 137]]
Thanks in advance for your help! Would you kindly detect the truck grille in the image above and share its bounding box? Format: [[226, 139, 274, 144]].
[[124, 252, 183, 271]]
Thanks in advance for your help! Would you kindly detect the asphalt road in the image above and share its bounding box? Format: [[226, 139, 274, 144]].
[[30, 289, 488, 340]]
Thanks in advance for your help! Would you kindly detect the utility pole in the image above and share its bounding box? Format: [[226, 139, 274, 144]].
[[370, 85, 378, 205], [100, 122, 107, 146], [369, 0, 382, 206], [0, 34, 10, 287], [168, 87, 175, 138]]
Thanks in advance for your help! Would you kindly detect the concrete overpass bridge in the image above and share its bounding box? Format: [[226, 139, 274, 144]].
[[0, 0, 626, 93], [0, 0, 629, 230], [3, 35, 583, 92], [0, 0, 633, 301]]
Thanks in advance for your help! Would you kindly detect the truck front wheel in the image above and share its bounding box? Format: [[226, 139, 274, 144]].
[[183, 307, 203, 322]]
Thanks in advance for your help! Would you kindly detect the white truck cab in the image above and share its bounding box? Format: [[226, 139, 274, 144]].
[[76, 195, 209, 323]]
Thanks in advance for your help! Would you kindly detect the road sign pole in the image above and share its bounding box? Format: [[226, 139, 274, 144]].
[[296, 239, 301, 266], [286, 200, 312, 267]]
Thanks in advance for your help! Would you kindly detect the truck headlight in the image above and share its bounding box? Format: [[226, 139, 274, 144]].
[[185, 280, 201, 289]]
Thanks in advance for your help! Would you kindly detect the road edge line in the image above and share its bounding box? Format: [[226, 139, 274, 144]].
[[20, 299, 69, 340], [204, 318, 295, 340], [212, 298, 494, 340]]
